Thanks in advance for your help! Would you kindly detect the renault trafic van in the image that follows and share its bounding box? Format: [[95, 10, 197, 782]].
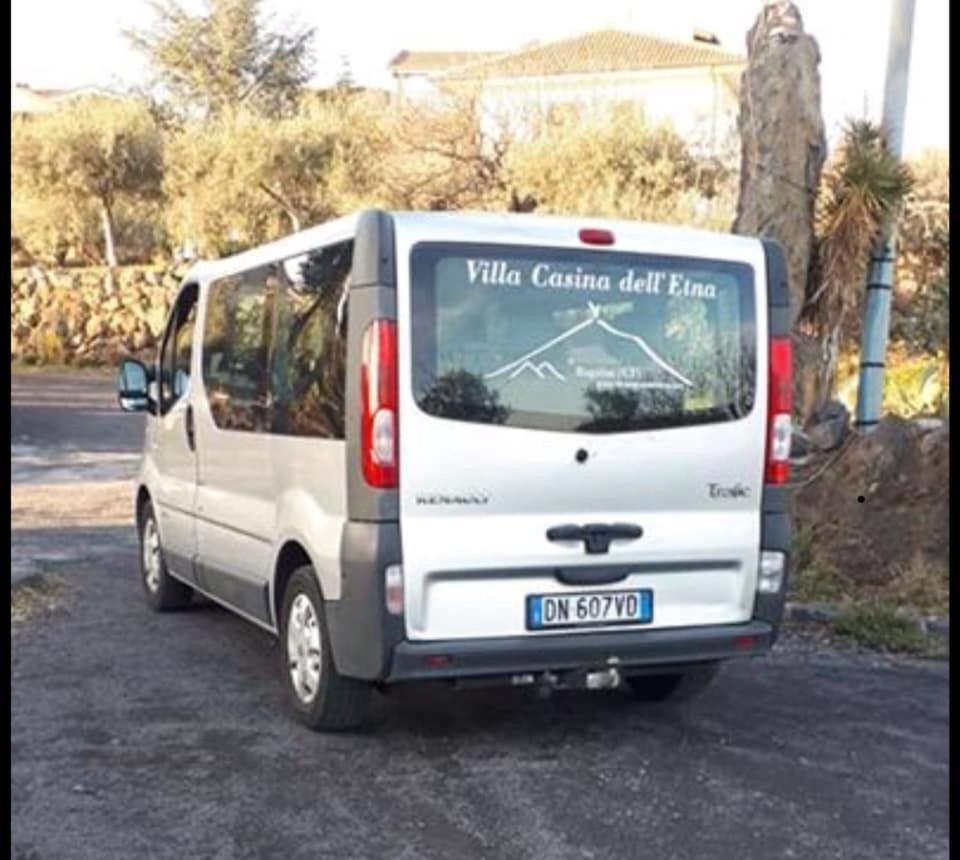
[[117, 210, 793, 730]]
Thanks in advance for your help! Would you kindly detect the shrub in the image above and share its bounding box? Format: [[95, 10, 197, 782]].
[[834, 603, 928, 654]]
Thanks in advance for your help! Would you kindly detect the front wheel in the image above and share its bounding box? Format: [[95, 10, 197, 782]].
[[138, 500, 193, 612], [280, 566, 378, 731], [623, 664, 720, 703]]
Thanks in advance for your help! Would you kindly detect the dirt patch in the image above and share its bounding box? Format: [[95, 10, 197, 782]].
[[11, 574, 68, 625], [793, 417, 949, 604], [11, 481, 134, 529]]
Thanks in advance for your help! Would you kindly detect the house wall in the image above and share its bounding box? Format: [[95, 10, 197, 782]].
[[440, 65, 743, 156], [393, 73, 444, 104]]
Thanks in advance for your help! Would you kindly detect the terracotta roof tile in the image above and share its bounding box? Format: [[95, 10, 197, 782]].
[[436, 30, 744, 80]]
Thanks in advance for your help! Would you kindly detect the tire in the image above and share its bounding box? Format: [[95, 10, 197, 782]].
[[138, 500, 193, 612], [623, 664, 720, 703], [279, 565, 378, 731]]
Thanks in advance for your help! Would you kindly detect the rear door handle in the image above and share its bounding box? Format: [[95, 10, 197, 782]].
[[185, 403, 196, 452], [547, 523, 643, 555]]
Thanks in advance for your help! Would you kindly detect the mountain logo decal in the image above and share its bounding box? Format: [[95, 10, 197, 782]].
[[484, 302, 693, 389], [508, 360, 566, 381]]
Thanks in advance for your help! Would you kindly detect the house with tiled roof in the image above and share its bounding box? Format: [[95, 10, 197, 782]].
[[388, 29, 745, 154], [388, 50, 506, 101]]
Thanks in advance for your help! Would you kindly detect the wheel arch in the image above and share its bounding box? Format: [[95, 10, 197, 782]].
[[271, 539, 321, 630], [135, 485, 152, 528]]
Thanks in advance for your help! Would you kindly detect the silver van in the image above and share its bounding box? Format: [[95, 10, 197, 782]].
[[117, 210, 793, 730]]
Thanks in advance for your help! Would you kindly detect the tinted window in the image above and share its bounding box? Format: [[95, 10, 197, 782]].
[[410, 243, 755, 434], [202, 268, 276, 432], [158, 285, 198, 413], [271, 241, 352, 439]]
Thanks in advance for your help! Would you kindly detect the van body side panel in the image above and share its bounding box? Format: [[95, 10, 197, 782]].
[[193, 395, 276, 619], [325, 521, 404, 679], [190, 272, 275, 621], [271, 441, 347, 603]]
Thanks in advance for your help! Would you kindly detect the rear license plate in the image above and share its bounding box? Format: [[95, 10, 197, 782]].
[[526, 589, 653, 630]]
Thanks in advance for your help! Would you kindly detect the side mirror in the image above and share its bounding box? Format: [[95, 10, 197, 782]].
[[118, 358, 156, 414]]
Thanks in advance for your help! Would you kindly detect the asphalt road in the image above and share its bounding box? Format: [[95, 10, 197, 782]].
[[10, 371, 950, 860]]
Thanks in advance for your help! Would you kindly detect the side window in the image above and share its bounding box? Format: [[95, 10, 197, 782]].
[[201, 268, 276, 432], [272, 241, 352, 439], [158, 285, 198, 414]]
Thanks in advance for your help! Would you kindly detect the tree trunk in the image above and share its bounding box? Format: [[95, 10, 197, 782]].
[[732, 2, 827, 424], [101, 200, 118, 268], [258, 183, 301, 232]]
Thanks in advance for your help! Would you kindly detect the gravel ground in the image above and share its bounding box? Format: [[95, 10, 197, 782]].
[[10, 371, 950, 860]]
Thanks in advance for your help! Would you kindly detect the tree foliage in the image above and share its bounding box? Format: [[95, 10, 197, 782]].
[[893, 150, 949, 356], [505, 103, 734, 228], [377, 95, 516, 212], [801, 120, 914, 413], [127, 0, 314, 118], [163, 93, 391, 256], [12, 98, 165, 265]]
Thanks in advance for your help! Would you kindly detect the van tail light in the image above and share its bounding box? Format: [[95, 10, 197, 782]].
[[361, 319, 398, 488], [765, 336, 793, 484]]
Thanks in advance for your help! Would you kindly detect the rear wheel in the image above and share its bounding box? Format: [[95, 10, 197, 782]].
[[138, 500, 193, 612], [623, 664, 720, 703], [279, 566, 378, 731]]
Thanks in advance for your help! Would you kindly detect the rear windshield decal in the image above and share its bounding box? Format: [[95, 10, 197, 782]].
[[484, 302, 693, 389]]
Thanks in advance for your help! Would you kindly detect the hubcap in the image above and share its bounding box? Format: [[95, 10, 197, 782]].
[[142, 518, 162, 593], [287, 593, 322, 704]]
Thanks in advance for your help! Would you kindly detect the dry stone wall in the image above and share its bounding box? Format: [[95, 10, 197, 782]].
[[11, 265, 187, 366]]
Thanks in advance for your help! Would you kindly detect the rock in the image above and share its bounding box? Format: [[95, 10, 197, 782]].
[[117, 314, 139, 336], [144, 306, 169, 337], [790, 426, 814, 459], [923, 617, 949, 638], [913, 417, 945, 433], [806, 400, 850, 451], [84, 315, 107, 340], [786, 601, 841, 624]]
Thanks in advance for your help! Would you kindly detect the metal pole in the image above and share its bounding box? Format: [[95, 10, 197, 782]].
[[854, 0, 916, 431]]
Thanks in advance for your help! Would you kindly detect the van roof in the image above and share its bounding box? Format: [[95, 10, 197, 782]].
[[182, 210, 762, 284]]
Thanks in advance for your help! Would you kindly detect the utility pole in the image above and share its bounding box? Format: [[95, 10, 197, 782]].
[[855, 0, 916, 431]]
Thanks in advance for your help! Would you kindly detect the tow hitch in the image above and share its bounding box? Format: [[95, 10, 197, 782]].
[[532, 667, 622, 698]]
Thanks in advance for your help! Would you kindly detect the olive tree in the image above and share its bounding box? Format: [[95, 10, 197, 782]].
[[12, 97, 165, 266]]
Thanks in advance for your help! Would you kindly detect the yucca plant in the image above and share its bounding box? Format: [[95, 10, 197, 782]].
[[802, 120, 914, 419]]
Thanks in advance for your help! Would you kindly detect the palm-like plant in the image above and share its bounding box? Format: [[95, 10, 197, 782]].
[[802, 119, 913, 418]]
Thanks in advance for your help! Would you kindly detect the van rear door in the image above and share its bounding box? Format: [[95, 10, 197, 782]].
[[397, 228, 768, 642]]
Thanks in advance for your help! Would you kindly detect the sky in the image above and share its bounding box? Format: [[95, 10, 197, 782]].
[[10, 0, 949, 155]]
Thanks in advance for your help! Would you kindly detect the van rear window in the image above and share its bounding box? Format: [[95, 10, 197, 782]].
[[410, 243, 756, 433]]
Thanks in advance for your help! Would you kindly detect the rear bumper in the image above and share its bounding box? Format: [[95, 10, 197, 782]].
[[387, 620, 774, 682], [329, 515, 790, 684]]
